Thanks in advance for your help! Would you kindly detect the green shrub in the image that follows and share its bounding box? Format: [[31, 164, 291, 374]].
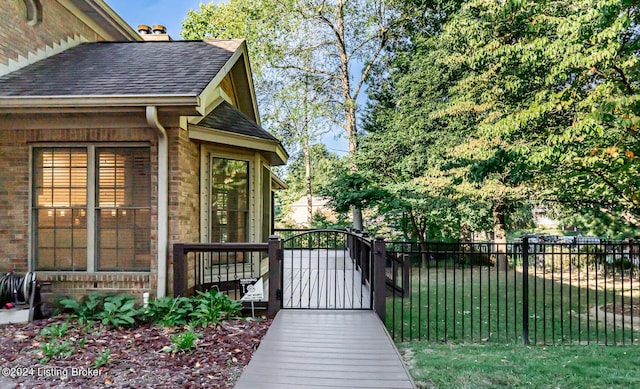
[[58, 293, 145, 329], [96, 295, 141, 329], [58, 290, 243, 330], [147, 291, 242, 327], [190, 290, 242, 327], [148, 296, 194, 327], [170, 329, 200, 353], [59, 293, 103, 324]]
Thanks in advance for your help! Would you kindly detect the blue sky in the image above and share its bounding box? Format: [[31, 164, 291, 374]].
[[106, 0, 206, 40]]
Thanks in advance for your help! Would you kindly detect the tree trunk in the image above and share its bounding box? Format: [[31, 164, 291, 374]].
[[493, 201, 508, 270], [346, 102, 363, 230], [333, 0, 363, 231], [408, 209, 429, 268], [303, 139, 313, 225], [302, 86, 313, 226]]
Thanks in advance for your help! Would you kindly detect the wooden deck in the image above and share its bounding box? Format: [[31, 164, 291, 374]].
[[234, 310, 415, 389], [282, 249, 371, 309]]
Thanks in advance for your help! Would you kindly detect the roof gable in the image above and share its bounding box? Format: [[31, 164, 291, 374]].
[[196, 101, 279, 142]]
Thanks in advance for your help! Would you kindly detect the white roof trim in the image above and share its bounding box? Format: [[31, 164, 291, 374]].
[[0, 34, 88, 77]]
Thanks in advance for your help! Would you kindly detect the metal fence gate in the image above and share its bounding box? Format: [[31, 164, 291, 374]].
[[279, 229, 374, 310]]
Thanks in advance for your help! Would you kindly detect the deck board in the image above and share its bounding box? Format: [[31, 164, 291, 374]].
[[282, 249, 371, 309], [234, 310, 415, 389]]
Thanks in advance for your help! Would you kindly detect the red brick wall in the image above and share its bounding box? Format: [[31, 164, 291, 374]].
[[0, 126, 170, 302], [0, 0, 102, 66], [166, 126, 201, 295]]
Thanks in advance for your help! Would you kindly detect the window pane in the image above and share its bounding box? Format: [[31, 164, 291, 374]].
[[96, 148, 151, 271], [97, 148, 150, 207], [37, 249, 55, 270], [32, 148, 87, 271], [210, 158, 249, 243]]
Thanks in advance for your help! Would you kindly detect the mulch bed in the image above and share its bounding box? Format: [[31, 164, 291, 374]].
[[0, 316, 270, 388]]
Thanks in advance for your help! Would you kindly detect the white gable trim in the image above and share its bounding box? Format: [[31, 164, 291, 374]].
[[0, 34, 88, 77]]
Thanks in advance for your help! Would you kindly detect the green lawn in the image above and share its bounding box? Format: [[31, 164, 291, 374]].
[[386, 266, 639, 345], [399, 342, 640, 389]]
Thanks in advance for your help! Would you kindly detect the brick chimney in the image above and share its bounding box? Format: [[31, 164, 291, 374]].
[[138, 24, 172, 41]]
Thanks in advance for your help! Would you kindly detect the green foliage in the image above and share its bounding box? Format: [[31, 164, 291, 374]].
[[148, 296, 194, 327], [96, 295, 140, 329], [146, 292, 242, 328], [38, 322, 81, 363], [363, 0, 639, 239], [170, 329, 200, 353], [59, 293, 103, 324], [321, 172, 387, 214], [40, 339, 74, 363], [91, 348, 111, 369], [59, 293, 144, 329], [191, 290, 242, 327], [437, 0, 640, 230], [39, 322, 68, 339]]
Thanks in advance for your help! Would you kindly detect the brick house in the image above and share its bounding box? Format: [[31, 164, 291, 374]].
[[0, 0, 287, 301]]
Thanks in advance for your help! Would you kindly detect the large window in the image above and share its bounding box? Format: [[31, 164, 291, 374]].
[[210, 158, 249, 243], [32, 146, 150, 271]]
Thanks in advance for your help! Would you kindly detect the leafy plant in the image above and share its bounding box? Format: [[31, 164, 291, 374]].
[[39, 322, 68, 339], [170, 329, 200, 353], [96, 295, 141, 329], [58, 293, 103, 324], [190, 290, 242, 327], [91, 348, 111, 368], [40, 339, 74, 363], [148, 296, 194, 327]]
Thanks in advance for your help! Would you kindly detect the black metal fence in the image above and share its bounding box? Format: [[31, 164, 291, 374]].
[[386, 239, 640, 345], [280, 229, 375, 310]]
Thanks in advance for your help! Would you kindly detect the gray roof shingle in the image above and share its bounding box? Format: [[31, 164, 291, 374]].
[[196, 101, 280, 142], [0, 40, 243, 97]]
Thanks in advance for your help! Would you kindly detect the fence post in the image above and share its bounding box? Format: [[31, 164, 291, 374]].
[[268, 235, 281, 319], [172, 243, 186, 297], [522, 237, 530, 345], [374, 236, 387, 321]]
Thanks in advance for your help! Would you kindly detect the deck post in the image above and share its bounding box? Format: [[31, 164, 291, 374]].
[[268, 235, 281, 318], [373, 236, 386, 321], [172, 243, 186, 297]]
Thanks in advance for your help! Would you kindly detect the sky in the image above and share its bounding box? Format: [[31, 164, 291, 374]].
[[105, 0, 350, 156], [106, 0, 205, 39]]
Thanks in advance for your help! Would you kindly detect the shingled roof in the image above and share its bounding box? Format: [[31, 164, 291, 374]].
[[195, 101, 280, 142], [0, 40, 243, 97]]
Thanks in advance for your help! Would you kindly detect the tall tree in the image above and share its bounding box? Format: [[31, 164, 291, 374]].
[[182, 0, 399, 230], [438, 0, 640, 230], [361, 0, 501, 244]]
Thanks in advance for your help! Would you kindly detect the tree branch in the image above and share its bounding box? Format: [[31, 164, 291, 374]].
[[612, 64, 635, 95], [322, 112, 347, 131], [591, 169, 635, 206], [274, 64, 338, 79], [353, 28, 388, 100]]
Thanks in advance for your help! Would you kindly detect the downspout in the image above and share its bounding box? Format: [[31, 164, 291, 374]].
[[146, 106, 168, 298]]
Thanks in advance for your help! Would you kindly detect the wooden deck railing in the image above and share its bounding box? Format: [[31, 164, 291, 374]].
[[173, 240, 281, 317]]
